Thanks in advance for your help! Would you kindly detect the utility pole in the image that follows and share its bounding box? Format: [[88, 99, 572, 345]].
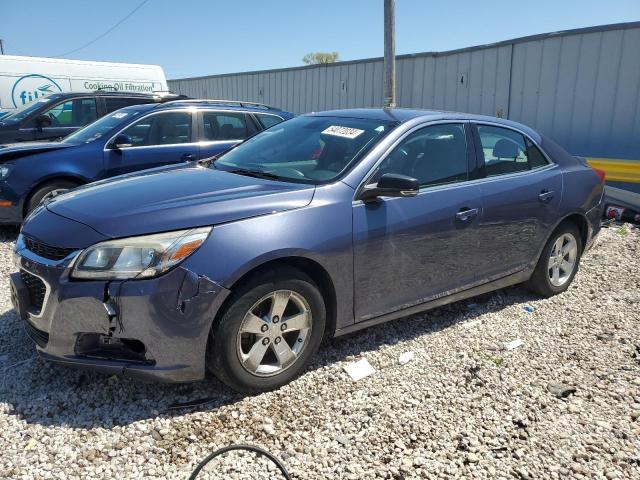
[[0, 39, 5, 55], [383, 0, 396, 108]]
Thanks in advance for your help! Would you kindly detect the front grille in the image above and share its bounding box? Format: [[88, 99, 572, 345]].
[[20, 270, 46, 314], [23, 318, 49, 348], [24, 236, 76, 261]]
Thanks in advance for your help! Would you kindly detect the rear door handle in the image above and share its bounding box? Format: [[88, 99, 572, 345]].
[[181, 153, 195, 161], [538, 190, 555, 203], [456, 207, 479, 222]]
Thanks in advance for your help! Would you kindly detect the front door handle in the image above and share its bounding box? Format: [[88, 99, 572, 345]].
[[538, 190, 555, 203], [181, 153, 195, 161], [456, 207, 479, 222]]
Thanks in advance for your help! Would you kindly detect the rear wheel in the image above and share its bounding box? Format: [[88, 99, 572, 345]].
[[207, 268, 326, 393], [527, 222, 582, 297], [26, 180, 79, 216]]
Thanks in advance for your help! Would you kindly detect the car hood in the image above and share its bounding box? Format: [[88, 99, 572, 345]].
[[47, 166, 316, 238], [0, 141, 73, 161]]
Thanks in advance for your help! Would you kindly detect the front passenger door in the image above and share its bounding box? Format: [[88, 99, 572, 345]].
[[103, 110, 198, 177], [352, 123, 483, 321]]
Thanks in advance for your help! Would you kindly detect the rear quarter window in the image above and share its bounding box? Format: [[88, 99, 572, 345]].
[[255, 113, 284, 129]]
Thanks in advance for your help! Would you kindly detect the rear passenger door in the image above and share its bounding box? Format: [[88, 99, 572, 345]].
[[196, 110, 259, 159], [471, 123, 563, 281], [103, 110, 198, 176]]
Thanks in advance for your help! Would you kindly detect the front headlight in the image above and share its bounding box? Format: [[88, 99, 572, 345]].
[[71, 227, 211, 280]]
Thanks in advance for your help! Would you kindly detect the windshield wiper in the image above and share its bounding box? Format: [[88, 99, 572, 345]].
[[226, 168, 283, 181], [198, 143, 242, 167]]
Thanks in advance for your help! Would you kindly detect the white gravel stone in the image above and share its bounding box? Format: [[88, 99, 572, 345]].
[[0, 224, 639, 479]]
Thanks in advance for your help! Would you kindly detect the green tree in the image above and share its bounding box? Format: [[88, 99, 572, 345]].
[[302, 52, 340, 65]]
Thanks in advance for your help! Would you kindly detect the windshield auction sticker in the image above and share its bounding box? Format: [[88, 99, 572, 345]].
[[322, 125, 364, 139]]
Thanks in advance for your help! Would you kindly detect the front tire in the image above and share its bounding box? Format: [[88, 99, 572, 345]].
[[207, 268, 326, 393], [26, 180, 79, 216], [527, 222, 582, 297]]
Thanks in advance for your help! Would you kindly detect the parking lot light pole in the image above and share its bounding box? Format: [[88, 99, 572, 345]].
[[383, 0, 396, 108]]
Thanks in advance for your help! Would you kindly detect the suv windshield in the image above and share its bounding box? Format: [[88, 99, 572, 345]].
[[62, 107, 143, 144], [214, 115, 397, 184], [0, 96, 61, 123]]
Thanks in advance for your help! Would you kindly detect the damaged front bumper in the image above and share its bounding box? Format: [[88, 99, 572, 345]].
[[11, 238, 230, 383]]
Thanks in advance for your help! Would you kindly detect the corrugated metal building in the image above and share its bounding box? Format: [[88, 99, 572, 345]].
[[169, 22, 640, 189]]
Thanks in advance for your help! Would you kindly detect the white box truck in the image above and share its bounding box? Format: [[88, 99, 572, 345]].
[[0, 55, 168, 117]]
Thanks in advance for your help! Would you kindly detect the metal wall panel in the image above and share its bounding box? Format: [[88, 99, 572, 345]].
[[169, 23, 640, 160]]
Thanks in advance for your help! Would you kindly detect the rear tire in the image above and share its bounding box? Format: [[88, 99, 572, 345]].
[[526, 221, 582, 297], [26, 180, 79, 216], [207, 267, 326, 393]]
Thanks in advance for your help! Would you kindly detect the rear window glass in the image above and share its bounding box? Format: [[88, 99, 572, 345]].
[[477, 125, 548, 177]]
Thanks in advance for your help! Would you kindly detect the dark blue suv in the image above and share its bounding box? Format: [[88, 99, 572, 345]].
[[0, 100, 293, 223]]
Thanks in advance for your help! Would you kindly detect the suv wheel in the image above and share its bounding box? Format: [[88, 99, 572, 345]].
[[207, 268, 326, 393], [527, 222, 582, 297]]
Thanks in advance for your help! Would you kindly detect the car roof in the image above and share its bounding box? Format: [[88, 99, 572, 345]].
[[306, 108, 540, 140]]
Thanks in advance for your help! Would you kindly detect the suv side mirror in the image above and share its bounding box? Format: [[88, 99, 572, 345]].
[[111, 134, 133, 150], [359, 173, 419, 202], [34, 114, 52, 130]]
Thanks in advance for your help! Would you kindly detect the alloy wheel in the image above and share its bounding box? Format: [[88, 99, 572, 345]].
[[236, 290, 312, 377], [548, 233, 578, 287]]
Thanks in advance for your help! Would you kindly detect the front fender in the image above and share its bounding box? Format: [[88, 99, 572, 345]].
[[182, 182, 356, 330]]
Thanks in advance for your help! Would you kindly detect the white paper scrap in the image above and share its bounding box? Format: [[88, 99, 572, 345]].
[[343, 358, 375, 381], [398, 351, 415, 365], [462, 319, 482, 329], [322, 125, 365, 139], [503, 339, 524, 351]]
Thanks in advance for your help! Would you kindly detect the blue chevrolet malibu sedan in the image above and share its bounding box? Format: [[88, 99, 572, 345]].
[[12, 109, 605, 392], [0, 99, 293, 223]]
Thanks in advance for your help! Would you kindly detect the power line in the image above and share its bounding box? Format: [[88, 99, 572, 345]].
[[54, 0, 150, 57]]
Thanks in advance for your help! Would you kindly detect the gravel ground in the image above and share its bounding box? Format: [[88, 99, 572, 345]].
[[0, 224, 639, 479]]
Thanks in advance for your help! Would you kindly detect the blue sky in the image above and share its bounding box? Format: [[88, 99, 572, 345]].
[[2, 0, 639, 79]]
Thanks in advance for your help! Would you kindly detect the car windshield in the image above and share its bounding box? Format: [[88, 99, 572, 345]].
[[62, 107, 143, 144], [0, 96, 60, 123], [214, 115, 397, 184]]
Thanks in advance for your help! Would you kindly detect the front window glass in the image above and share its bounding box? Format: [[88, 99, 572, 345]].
[[62, 108, 142, 144], [370, 123, 468, 187], [215, 116, 397, 184], [120, 111, 192, 146], [40, 98, 97, 127]]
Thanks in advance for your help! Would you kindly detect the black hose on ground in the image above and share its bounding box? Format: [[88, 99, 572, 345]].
[[188, 444, 292, 479]]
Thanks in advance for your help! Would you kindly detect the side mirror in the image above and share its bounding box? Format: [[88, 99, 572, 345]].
[[111, 134, 133, 150], [34, 114, 52, 130], [359, 173, 419, 202]]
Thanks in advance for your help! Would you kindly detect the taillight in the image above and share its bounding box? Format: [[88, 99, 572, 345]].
[[592, 167, 606, 184]]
